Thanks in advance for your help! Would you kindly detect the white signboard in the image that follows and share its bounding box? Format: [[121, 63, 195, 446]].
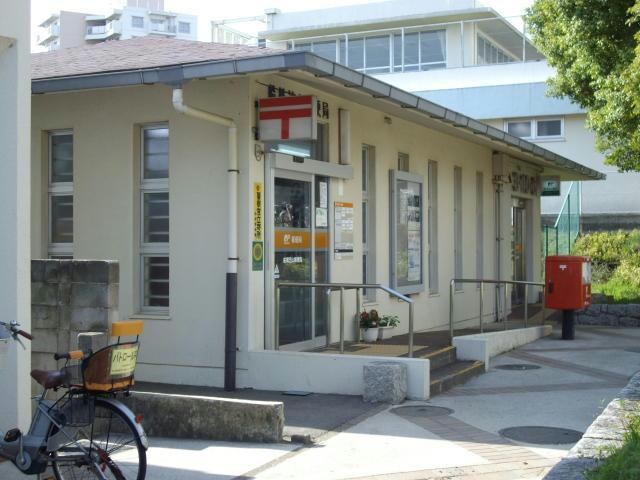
[[258, 95, 317, 141], [334, 201, 354, 260]]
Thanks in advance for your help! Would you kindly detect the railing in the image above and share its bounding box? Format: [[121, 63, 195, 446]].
[[275, 281, 415, 357], [544, 181, 581, 256], [151, 24, 177, 34], [449, 278, 546, 340]]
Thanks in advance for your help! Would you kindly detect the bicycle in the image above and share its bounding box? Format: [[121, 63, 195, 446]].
[[0, 320, 148, 479]]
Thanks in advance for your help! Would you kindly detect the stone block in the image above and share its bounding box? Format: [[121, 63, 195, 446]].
[[626, 304, 640, 318], [57, 282, 71, 306], [33, 328, 60, 354], [72, 260, 118, 284], [31, 260, 45, 282], [619, 316, 640, 327], [363, 361, 407, 404], [57, 329, 70, 354], [31, 282, 58, 306], [32, 305, 59, 330], [71, 284, 109, 308], [70, 307, 110, 331], [44, 260, 61, 283], [78, 332, 108, 353], [59, 306, 72, 331]]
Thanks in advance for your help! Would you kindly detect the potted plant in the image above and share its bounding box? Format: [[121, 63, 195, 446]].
[[359, 309, 380, 343], [377, 314, 400, 340]]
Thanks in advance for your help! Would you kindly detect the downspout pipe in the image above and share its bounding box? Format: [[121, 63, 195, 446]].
[[172, 87, 239, 391]]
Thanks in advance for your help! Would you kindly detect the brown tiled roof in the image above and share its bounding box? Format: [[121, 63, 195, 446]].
[[32, 36, 282, 80]]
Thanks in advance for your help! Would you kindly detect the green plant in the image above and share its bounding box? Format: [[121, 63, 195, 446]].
[[573, 230, 636, 266], [378, 315, 400, 328], [586, 410, 640, 480]]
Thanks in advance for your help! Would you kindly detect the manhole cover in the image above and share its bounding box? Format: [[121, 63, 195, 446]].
[[499, 426, 583, 445], [495, 364, 541, 371], [391, 405, 454, 418]]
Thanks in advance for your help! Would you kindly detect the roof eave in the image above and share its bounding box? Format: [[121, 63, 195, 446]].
[[31, 51, 605, 181]]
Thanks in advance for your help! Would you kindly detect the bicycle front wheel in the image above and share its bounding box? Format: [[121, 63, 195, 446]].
[[52, 398, 147, 480]]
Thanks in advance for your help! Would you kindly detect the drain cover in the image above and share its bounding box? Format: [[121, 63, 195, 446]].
[[391, 405, 454, 418], [495, 364, 541, 371], [499, 426, 583, 445]]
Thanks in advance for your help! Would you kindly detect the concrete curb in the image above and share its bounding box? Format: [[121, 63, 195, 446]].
[[453, 325, 552, 371], [123, 391, 284, 443], [544, 371, 640, 479]]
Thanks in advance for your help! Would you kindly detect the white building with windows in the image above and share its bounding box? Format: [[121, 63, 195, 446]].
[[257, 0, 640, 234], [37, 0, 196, 52], [30, 37, 602, 397]]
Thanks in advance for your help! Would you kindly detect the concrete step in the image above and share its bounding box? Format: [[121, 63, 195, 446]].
[[423, 345, 457, 370], [430, 360, 485, 397]]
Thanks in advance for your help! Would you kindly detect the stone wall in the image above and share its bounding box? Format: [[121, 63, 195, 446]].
[[576, 304, 640, 327], [31, 260, 119, 392]]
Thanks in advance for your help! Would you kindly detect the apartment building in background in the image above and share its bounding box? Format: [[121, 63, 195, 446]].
[[37, 0, 197, 51], [256, 0, 640, 237]]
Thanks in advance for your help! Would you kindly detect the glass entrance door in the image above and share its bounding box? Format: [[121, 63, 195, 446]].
[[511, 199, 527, 305], [271, 170, 329, 349]]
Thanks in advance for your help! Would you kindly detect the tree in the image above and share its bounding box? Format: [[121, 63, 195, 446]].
[[527, 0, 640, 171]]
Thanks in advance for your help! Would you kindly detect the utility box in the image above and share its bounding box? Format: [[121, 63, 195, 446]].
[[545, 255, 592, 310], [545, 255, 591, 340]]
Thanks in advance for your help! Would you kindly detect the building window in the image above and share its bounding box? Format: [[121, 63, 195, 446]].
[[453, 166, 463, 290], [265, 122, 329, 162], [506, 118, 564, 140], [428, 160, 438, 294], [362, 145, 376, 300], [293, 29, 446, 73], [48, 131, 73, 258], [178, 21, 191, 34], [477, 35, 516, 65], [140, 126, 169, 310], [398, 152, 409, 172], [476, 171, 484, 282], [131, 16, 144, 28]]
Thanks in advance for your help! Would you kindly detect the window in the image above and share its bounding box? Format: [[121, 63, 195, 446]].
[[293, 29, 446, 73], [131, 16, 144, 28], [453, 166, 462, 290], [140, 126, 169, 310], [428, 160, 438, 294], [398, 152, 409, 172], [506, 118, 564, 140], [265, 122, 329, 162], [178, 21, 191, 34], [477, 35, 515, 65], [362, 145, 376, 300], [48, 131, 73, 258], [390, 170, 424, 294], [476, 172, 484, 282]]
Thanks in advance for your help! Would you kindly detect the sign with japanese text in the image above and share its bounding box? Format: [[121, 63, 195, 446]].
[[259, 95, 317, 141], [334, 202, 354, 260], [254, 182, 263, 240], [110, 344, 139, 378]]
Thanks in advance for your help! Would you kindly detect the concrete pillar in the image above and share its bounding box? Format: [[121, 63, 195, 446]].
[[0, 0, 31, 430]]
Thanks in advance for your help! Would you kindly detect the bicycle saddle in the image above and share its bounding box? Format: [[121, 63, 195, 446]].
[[31, 369, 67, 389]]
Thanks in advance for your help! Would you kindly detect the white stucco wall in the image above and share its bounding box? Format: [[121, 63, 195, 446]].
[[0, 0, 31, 430], [31, 71, 545, 390]]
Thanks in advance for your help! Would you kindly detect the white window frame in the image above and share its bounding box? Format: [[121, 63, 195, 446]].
[[362, 145, 376, 301], [453, 166, 463, 291], [178, 21, 191, 34], [504, 117, 565, 141], [398, 152, 409, 172], [131, 16, 144, 29], [48, 130, 73, 258], [427, 160, 439, 294], [476, 171, 484, 284], [140, 125, 170, 313]]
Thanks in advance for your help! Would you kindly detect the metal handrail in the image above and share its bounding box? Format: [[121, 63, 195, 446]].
[[449, 278, 546, 340], [275, 281, 415, 357]]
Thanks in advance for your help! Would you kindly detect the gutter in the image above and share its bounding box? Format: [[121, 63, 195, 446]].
[[32, 51, 605, 181], [171, 87, 239, 392]]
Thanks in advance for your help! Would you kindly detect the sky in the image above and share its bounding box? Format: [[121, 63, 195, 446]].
[[31, 0, 533, 51]]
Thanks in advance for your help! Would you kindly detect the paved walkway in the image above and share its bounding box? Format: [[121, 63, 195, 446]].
[[1, 325, 638, 479]]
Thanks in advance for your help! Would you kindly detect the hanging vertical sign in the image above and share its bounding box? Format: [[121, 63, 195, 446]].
[[253, 182, 263, 271], [334, 201, 354, 260], [258, 95, 317, 141]]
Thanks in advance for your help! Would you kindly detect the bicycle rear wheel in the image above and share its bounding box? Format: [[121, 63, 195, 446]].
[[52, 398, 146, 480]]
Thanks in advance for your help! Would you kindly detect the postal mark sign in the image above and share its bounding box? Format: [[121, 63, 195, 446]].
[[258, 95, 317, 141]]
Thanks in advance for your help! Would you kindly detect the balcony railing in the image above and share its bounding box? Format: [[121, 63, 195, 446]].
[[271, 15, 543, 74], [150, 24, 177, 34]]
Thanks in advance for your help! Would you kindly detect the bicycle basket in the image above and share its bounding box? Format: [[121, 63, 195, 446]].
[[81, 342, 140, 393]]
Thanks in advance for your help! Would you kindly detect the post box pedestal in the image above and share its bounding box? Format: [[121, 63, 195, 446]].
[[562, 310, 575, 340]]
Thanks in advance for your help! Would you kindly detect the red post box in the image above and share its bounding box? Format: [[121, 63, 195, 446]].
[[545, 255, 592, 339]]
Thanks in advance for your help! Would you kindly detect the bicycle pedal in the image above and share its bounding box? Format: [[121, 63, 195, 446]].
[[4, 428, 21, 442]]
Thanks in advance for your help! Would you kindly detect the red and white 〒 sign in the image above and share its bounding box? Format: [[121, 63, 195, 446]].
[[258, 95, 317, 141]]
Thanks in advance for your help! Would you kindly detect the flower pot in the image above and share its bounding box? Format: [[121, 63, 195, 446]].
[[377, 326, 396, 340], [362, 328, 379, 343]]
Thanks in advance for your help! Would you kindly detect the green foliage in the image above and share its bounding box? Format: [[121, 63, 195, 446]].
[[526, 0, 640, 171], [573, 230, 638, 266], [378, 315, 400, 328], [586, 410, 640, 480]]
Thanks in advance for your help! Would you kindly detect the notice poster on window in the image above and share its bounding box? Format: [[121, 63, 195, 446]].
[[390, 170, 424, 294], [334, 201, 354, 260]]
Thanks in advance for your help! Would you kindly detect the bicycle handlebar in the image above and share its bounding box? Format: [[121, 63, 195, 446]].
[[54, 350, 84, 361], [16, 329, 33, 341], [0, 321, 33, 342]]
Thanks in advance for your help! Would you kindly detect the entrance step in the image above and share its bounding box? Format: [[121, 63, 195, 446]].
[[430, 360, 485, 397], [423, 345, 457, 370]]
